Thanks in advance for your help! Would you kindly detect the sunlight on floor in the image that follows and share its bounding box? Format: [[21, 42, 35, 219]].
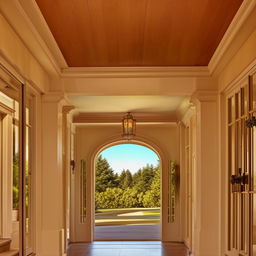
[[68, 241, 189, 256]]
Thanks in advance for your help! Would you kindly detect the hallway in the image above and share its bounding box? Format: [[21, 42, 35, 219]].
[[67, 241, 189, 256], [1, 1, 256, 255]]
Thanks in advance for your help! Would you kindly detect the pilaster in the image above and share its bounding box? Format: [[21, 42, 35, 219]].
[[191, 90, 220, 256], [62, 105, 74, 253], [178, 121, 186, 244], [40, 93, 67, 256]]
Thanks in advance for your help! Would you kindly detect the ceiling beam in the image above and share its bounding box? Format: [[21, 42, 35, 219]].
[[62, 76, 198, 96]]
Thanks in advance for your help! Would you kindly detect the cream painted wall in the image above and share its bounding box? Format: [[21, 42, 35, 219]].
[[72, 123, 182, 242], [0, 14, 49, 92], [218, 6, 256, 92], [0, 11, 56, 256]]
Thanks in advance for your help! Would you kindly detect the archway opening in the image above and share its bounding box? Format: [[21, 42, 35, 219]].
[[94, 143, 161, 241]]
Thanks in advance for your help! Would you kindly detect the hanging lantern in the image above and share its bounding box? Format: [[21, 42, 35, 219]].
[[122, 112, 136, 140]]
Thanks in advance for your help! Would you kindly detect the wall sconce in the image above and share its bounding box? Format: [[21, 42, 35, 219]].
[[122, 112, 136, 140]]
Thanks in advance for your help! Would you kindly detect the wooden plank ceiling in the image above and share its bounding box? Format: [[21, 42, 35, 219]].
[[35, 0, 244, 67]]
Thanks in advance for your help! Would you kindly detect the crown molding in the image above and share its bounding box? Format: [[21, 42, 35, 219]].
[[0, 0, 64, 77], [61, 66, 210, 78], [208, 0, 256, 75], [9, 1, 211, 79], [2, 0, 255, 83], [73, 112, 177, 123], [18, 0, 68, 69], [222, 57, 256, 96]]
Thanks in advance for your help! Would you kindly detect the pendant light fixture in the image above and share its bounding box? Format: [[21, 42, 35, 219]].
[[122, 112, 136, 140]]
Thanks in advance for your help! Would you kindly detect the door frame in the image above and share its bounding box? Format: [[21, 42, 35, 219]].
[[0, 65, 38, 256], [0, 106, 13, 239], [71, 131, 177, 242], [93, 141, 162, 241]]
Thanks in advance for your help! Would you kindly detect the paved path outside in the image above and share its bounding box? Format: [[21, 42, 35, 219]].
[[95, 208, 160, 226], [94, 224, 160, 240], [68, 241, 189, 256]]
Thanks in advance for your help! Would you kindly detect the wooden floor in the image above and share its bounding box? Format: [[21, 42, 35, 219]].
[[94, 225, 160, 240], [68, 241, 189, 256]]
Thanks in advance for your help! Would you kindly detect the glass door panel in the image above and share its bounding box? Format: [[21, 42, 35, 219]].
[[227, 84, 251, 256], [0, 68, 32, 255], [13, 118, 20, 250], [25, 98, 32, 254], [0, 81, 20, 253]]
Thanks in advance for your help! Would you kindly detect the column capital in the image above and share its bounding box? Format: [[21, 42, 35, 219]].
[[62, 105, 75, 115], [181, 104, 196, 126]]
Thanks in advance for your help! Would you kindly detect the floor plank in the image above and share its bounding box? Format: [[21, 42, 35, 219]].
[[68, 241, 189, 256]]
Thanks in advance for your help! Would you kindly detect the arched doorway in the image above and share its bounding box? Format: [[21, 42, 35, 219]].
[[71, 125, 179, 243], [94, 143, 161, 241]]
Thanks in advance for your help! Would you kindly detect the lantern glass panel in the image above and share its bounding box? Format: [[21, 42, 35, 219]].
[[122, 113, 136, 139]]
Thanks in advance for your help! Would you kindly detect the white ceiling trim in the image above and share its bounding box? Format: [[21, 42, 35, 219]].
[[208, 0, 256, 75], [0, 0, 62, 77], [17, 0, 68, 70], [61, 66, 210, 78], [18, 0, 68, 68], [1, 0, 255, 81]]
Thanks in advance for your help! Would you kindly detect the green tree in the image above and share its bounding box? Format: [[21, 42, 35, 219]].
[[120, 188, 139, 208], [13, 153, 19, 210], [12, 153, 30, 210], [133, 164, 156, 193], [95, 155, 118, 192], [119, 169, 133, 189], [143, 167, 160, 207], [95, 160, 161, 209], [118, 170, 126, 188], [95, 188, 123, 209], [136, 192, 144, 207]]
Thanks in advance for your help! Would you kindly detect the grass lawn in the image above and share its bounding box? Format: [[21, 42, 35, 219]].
[[95, 207, 160, 226]]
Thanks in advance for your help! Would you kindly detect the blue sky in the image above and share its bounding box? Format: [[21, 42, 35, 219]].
[[100, 144, 159, 174]]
